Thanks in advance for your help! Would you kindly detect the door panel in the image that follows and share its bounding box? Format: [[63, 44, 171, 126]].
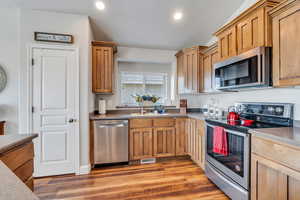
[[129, 128, 153, 160], [153, 127, 176, 157], [32, 48, 77, 177], [237, 9, 264, 54], [175, 118, 188, 156], [273, 1, 300, 86]]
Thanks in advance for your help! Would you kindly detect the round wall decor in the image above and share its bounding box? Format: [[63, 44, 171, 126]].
[[0, 65, 7, 92]]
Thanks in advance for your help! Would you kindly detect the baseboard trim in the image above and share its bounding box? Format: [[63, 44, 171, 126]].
[[78, 164, 91, 175]]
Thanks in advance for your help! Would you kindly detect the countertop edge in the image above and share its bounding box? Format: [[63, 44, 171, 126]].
[[0, 134, 38, 155], [249, 129, 300, 149]]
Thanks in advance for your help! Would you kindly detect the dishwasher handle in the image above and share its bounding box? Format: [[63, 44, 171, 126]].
[[98, 123, 127, 128]]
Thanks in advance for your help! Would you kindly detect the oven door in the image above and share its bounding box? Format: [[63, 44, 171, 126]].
[[205, 123, 250, 189]]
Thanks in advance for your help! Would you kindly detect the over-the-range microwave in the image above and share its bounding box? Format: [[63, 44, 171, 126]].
[[214, 47, 272, 90]]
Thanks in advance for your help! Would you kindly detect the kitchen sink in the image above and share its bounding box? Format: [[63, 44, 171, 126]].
[[130, 113, 169, 116]]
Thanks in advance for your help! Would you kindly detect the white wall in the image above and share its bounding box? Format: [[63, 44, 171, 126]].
[[95, 46, 178, 110], [206, 0, 259, 46], [0, 8, 20, 134], [18, 9, 93, 167]]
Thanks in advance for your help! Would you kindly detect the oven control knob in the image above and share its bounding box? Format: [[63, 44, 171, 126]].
[[267, 106, 275, 112]]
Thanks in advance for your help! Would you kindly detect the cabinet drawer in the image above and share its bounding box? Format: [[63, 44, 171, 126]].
[[14, 159, 33, 182], [153, 118, 175, 127], [0, 142, 34, 171], [252, 136, 300, 172], [130, 119, 153, 128]]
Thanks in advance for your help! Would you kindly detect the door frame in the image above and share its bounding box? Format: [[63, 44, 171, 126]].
[[27, 44, 80, 175]]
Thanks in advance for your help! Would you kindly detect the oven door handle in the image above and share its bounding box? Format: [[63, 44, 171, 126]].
[[206, 123, 248, 137]]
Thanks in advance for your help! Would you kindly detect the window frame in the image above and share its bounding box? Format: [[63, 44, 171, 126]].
[[118, 71, 169, 107]]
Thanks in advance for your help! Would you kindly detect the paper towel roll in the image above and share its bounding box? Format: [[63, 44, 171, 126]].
[[99, 100, 106, 114]]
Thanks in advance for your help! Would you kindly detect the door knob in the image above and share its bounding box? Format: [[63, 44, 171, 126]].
[[69, 118, 77, 123]]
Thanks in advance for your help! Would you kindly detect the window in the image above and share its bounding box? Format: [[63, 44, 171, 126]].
[[119, 72, 168, 106]]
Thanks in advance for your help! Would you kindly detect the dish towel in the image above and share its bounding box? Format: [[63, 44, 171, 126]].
[[213, 126, 228, 156]]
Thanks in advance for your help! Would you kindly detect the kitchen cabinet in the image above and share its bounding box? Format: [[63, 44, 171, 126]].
[[0, 121, 5, 135], [214, 0, 282, 61], [251, 135, 300, 200], [201, 43, 219, 92], [271, 0, 300, 87], [0, 141, 35, 191], [92, 41, 117, 93], [129, 128, 153, 160], [175, 118, 188, 156], [237, 8, 265, 54], [129, 118, 177, 161], [217, 26, 237, 61], [176, 46, 207, 94], [187, 118, 205, 169], [153, 127, 176, 157]]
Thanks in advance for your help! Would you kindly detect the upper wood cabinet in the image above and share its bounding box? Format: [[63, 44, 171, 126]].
[[237, 8, 265, 54], [217, 26, 237, 61], [176, 46, 207, 94], [214, 0, 282, 61], [271, 0, 300, 87], [201, 43, 219, 93], [92, 41, 117, 93]]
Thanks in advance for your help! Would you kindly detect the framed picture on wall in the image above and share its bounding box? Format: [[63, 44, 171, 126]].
[[34, 32, 74, 44]]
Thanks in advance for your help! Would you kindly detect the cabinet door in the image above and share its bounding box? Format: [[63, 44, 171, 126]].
[[196, 120, 205, 169], [251, 153, 300, 200], [272, 1, 300, 87], [153, 127, 176, 157], [210, 49, 219, 91], [183, 49, 199, 93], [176, 53, 185, 94], [92, 46, 113, 93], [237, 8, 264, 54], [203, 54, 212, 93], [189, 119, 196, 160], [175, 118, 188, 156], [129, 128, 153, 160], [218, 26, 237, 61]]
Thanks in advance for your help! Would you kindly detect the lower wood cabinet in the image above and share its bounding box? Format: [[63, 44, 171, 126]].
[[0, 142, 34, 191], [187, 119, 205, 169], [251, 135, 300, 200], [129, 117, 205, 170], [129, 128, 153, 160], [153, 127, 176, 157], [175, 118, 188, 156]]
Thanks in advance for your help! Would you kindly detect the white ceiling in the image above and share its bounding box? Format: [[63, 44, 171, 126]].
[[4, 0, 244, 50]]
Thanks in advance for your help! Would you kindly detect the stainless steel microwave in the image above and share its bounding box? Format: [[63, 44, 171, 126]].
[[214, 47, 272, 90]]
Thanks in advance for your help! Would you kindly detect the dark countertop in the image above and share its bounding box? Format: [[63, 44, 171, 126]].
[[249, 121, 300, 148], [0, 134, 38, 155], [90, 112, 206, 121]]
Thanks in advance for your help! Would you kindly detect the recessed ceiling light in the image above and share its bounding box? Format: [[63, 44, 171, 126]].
[[174, 12, 183, 21], [96, 1, 105, 10]]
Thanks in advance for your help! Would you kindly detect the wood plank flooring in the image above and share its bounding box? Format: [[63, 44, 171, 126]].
[[34, 158, 229, 200]]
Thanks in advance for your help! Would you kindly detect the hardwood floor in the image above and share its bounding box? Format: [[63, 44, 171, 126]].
[[34, 158, 229, 200]]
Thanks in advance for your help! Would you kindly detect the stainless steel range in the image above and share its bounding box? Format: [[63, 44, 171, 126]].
[[205, 102, 294, 200]]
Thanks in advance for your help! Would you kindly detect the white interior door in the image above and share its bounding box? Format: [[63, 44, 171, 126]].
[[32, 47, 79, 177]]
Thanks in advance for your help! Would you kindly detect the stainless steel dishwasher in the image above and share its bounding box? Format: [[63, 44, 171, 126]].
[[93, 120, 128, 164]]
